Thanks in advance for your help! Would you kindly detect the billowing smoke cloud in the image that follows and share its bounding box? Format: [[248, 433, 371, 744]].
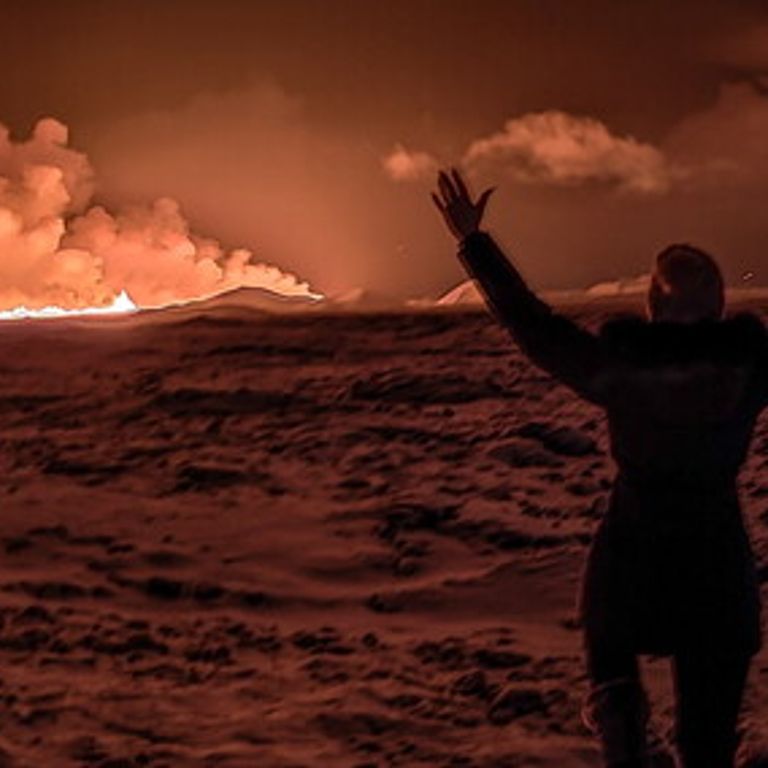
[[464, 111, 672, 194], [0, 118, 317, 310], [382, 144, 438, 182]]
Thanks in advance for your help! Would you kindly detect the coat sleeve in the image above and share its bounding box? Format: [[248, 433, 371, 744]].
[[741, 313, 768, 409], [457, 231, 608, 404]]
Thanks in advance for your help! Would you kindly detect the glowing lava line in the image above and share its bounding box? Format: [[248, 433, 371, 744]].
[[0, 290, 138, 320]]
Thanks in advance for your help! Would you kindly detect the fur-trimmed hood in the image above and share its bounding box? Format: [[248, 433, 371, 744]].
[[598, 311, 768, 368]]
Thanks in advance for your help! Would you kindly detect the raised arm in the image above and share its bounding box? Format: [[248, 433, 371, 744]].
[[432, 169, 608, 404]]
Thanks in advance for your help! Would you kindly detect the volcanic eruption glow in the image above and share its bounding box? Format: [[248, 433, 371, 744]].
[[0, 289, 137, 320], [0, 118, 321, 316]]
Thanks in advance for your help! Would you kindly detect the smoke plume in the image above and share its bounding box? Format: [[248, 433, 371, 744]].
[[0, 118, 317, 310]]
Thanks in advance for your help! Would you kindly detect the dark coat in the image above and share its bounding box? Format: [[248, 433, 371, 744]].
[[458, 232, 765, 657]]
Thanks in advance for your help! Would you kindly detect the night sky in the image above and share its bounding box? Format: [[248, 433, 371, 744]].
[[3, 0, 768, 299]]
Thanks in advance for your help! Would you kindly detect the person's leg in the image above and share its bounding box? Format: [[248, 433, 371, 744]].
[[584, 638, 649, 767], [587, 639, 640, 686], [673, 647, 752, 768]]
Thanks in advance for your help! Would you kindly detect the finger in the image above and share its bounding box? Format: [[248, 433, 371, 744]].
[[477, 187, 495, 216], [438, 171, 453, 202], [451, 167, 470, 199], [431, 192, 446, 214], [438, 170, 457, 203]]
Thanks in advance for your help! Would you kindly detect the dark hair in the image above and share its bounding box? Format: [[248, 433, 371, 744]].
[[648, 243, 725, 322]]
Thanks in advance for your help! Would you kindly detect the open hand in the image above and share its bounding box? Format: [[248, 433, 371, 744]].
[[432, 168, 494, 241]]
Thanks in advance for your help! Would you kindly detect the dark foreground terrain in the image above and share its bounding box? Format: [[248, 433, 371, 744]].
[[0, 300, 764, 766]]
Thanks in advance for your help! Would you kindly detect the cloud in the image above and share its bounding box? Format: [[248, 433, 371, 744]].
[[464, 111, 672, 194], [384, 110, 673, 195], [0, 117, 318, 310], [662, 81, 768, 188], [382, 144, 438, 182], [713, 24, 768, 71]]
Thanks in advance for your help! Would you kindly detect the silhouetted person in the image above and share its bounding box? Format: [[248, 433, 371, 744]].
[[432, 169, 763, 767]]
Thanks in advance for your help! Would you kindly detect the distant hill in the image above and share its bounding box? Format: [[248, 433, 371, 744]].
[[132, 286, 323, 323], [172, 286, 321, 312], [436, 280, 483, 306], [184, 286, 322, 312], [585, 274, 650, 297]]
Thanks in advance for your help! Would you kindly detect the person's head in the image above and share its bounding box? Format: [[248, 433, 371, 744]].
[[646, 243, 725, 323]]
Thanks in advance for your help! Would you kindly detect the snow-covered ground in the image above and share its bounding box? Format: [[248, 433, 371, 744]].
[[0, 299, 764, 765]]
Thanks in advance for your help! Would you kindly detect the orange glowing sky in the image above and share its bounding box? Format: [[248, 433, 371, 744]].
[[3, 0, 768, 302]]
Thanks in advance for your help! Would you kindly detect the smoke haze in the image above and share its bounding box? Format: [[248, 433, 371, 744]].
[[4, 2, 768, 301], [0, 117, 316, 310]]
